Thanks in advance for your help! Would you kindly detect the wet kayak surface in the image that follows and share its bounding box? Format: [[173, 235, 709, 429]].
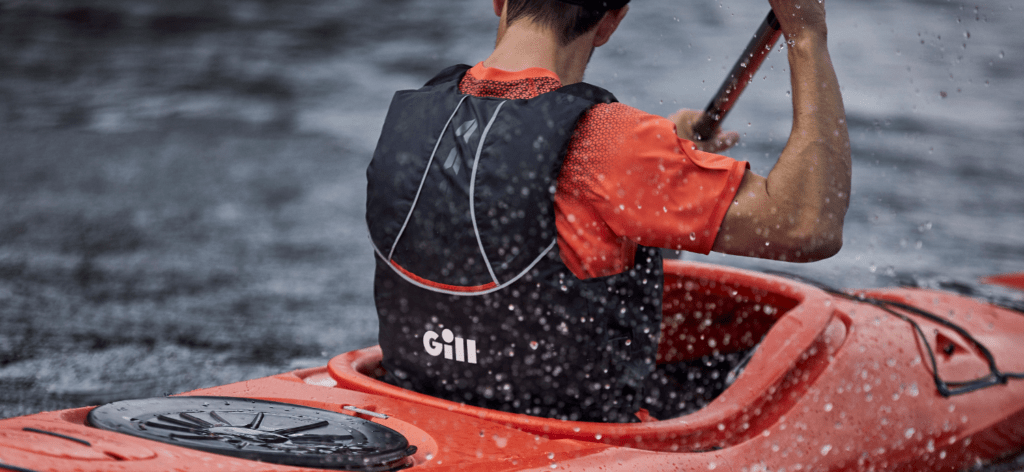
[[1, 0, 1022, 466]]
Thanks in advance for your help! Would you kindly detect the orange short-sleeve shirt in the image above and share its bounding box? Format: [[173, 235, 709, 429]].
[[460, 63, 747, 279]]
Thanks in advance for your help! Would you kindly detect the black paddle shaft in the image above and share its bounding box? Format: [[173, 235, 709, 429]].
[[693, 10, 782, 142]]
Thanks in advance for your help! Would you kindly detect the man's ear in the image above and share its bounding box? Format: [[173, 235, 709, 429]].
[[593, 5, 628, 47], [493, 0, 505, 17]]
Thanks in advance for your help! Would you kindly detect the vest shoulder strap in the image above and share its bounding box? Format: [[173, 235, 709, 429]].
[[555, 82, 618, 104], [423, 64, 472, 87]]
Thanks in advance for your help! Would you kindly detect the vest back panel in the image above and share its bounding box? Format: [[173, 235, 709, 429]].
[[368, 67, 606, 288]]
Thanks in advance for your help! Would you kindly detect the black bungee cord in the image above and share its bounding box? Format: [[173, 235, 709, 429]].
[[764, 271, 1024, 397]]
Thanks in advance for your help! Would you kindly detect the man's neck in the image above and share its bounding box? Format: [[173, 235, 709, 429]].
[[483, 20, 594, 85]]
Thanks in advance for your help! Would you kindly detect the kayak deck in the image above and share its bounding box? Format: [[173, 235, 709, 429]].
[[1, 261, 1023, 471]]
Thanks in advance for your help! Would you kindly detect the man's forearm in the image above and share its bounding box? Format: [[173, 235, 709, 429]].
[[766, 29, 851, 255], [710, 27, 851, 261], [710, 1, 851, 262]]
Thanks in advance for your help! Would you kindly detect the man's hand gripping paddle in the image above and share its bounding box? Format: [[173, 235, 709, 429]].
[[674, 11, 782, 151]]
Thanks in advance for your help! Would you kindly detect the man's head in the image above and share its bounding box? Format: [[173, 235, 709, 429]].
[[499, 0, 629, 46]]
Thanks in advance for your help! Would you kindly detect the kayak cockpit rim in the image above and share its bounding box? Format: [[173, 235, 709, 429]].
[[327, 261, 847, 452]]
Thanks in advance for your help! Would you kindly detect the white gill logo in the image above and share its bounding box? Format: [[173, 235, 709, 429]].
[[423, 329, 478, 364], [442, 119, 477, 175]]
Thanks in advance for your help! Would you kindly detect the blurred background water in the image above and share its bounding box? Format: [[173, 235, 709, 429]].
[[0, 0, 1021, 457]]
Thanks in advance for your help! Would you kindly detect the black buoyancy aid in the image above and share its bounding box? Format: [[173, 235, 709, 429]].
[[366, 65, 663, 423]]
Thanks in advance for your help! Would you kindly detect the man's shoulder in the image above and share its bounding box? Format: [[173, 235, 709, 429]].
[[566, 101, 680, 173], [578, 101, 672, 136]]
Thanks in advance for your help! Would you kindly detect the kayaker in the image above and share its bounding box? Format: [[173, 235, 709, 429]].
[[365, 0, 849, 422]]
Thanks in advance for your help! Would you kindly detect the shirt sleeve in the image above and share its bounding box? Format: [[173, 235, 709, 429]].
[[555, 102, 747, 278]]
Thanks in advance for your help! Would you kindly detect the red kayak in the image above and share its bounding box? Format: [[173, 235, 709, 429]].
[[983, 273, 1024, 292], [1, 261, 1022, 471]]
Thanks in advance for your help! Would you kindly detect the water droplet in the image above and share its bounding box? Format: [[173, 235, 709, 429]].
[[821, 444, 832, 456], [529, 341, 539, 350], [689, 232, 696, 241], [904, 427, 915, 439], [824, 403, 833, 412]]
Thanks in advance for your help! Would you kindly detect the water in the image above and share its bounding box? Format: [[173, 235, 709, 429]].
[[0, 0, 1022, 465]]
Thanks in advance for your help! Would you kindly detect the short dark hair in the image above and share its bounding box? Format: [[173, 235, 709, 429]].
[[505, 0, 609, 45]]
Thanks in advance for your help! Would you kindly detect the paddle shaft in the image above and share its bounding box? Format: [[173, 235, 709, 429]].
[[693, 10, 782, 141]]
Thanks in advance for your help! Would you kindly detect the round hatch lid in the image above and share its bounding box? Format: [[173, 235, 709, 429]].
[[87, 396, 416, 471]]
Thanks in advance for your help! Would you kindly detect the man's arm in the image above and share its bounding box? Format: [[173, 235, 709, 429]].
[[708, 0, 850, 262]]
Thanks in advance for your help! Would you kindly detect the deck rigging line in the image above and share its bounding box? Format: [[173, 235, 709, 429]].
[[766, 271, 1024, 397]]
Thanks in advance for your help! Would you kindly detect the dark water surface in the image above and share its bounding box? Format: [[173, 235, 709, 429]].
[[1, 0, 1022, 465]]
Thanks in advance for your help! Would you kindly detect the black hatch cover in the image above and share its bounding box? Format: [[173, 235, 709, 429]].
[[87, 396, 416, 471]]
